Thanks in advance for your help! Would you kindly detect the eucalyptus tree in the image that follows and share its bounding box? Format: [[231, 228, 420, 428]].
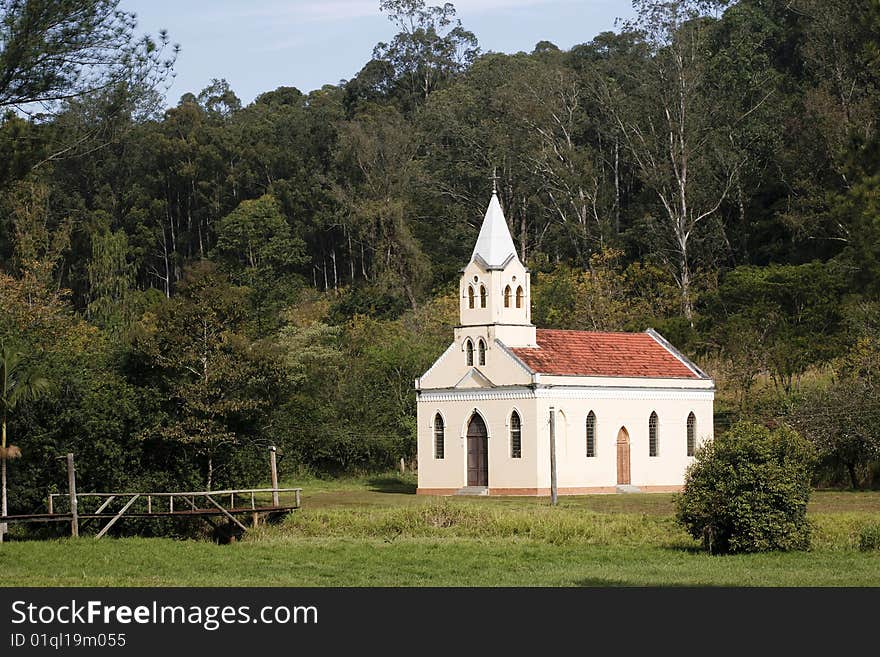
[[373, 0, 479, 111], [334, 105, 430, 309], [590, 0, 751, 321]]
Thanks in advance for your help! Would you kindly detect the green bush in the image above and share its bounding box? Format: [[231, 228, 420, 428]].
[[675, 422, 816, 554], [859, 524, 880, 552]]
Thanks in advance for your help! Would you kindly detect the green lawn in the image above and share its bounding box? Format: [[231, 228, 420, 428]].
[[1, 475, 878, 587]]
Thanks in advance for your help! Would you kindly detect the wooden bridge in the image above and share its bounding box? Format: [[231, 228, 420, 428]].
[[0, 452, 301, 539], [2, 487, 302, 539]]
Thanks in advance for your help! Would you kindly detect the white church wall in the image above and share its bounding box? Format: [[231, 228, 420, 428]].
[[417, 388, 713, 494], [534, 393, 713, 491], [416, 395, 540, 493], [417, 335, 532, 390]]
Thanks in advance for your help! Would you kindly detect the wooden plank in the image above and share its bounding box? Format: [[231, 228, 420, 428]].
[[94, 495, 139, 539], [80, 495, 116, 529], [180, 495, 219, 529], [205, 495, 248, 532]]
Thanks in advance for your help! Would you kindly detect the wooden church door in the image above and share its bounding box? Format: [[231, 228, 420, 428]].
[[616, 427, 631, 485], [467, 414, 489, 487]]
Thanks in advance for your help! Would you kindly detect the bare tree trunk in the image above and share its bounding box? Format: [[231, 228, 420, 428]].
[[207, 454, 213, 492], [348, 232, 355, 283], [613, 137, 621, 235], [737, 176, 748, 262], [679, 250, 694, 323], [847, 462, 859, 490]]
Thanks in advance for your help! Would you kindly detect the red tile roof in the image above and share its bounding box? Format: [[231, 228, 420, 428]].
[[510, 329, 701, 378]]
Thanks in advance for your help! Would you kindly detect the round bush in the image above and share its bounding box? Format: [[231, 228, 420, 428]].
[[675, 422, 816, 554]]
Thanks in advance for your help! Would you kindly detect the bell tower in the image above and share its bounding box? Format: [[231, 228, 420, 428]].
[[456, 188, 536, 352]]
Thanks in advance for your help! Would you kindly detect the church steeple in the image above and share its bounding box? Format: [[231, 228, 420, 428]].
[[470, 190, 519, 269], [457, 189, 536, 349]]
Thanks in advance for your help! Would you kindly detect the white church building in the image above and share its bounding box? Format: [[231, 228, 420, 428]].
[[415, 190, 714, 495]]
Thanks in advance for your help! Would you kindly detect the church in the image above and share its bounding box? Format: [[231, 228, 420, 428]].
[[415, 190, 714, 495]]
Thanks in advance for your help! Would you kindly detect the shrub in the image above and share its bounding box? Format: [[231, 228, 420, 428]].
[[859, 524, 880, 552], [675, 422, 816, 554]]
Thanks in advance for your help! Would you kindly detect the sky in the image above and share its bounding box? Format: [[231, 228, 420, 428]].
[[119, 0, 636, 107]]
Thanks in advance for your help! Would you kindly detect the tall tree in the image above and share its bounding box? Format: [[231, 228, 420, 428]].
[[0, 0, 176, 112], [130, 262, 278, 490], [373, 0, 479, 110], [335, 106, 430, 308], [592, 0, 750, 320]]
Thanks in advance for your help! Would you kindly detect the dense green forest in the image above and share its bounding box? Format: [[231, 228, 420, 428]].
[[1, 0, 880, 523]]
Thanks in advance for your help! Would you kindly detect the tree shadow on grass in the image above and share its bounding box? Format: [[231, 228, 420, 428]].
[[574, 578, 642, 587], [367, 476, 417, 494]]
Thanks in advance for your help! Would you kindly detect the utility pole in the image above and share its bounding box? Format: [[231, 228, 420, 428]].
[[549, 407, 558, 506]]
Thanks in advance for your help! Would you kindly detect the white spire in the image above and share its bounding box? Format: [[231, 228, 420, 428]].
[[471, 191, 518, 268]]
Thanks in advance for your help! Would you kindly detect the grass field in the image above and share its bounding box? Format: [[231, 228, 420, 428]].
[[1, 474, 878, 587]]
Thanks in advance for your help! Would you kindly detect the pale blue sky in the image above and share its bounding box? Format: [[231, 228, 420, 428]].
[[120, 0, 635, 106]]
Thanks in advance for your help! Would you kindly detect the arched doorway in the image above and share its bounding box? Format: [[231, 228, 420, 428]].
[[467, 413, 489, 487], [616, 427, 631, 485]]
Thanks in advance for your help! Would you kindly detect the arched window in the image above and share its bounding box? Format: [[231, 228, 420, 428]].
[[649, 411, 659, 457], [465, 339, 474, 366], [478, 339, 486, 366], [479, 285, 487, 308], [504, 285, 512, 308], [586, 411, 597, 458], [510, 411, 522, 458], [515, 286, 524, 308], [434, 414, 445, 459], [468, 286, 475, 309], [687, 412, 696, 457]]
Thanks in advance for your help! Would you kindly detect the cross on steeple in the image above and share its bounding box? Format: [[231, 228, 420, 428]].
[[490, 167, 500, 195]]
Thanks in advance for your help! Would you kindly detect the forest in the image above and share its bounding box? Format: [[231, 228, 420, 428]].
[[1, 0, 879, 525]]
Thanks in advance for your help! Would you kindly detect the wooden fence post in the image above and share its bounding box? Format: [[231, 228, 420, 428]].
[[269, 447, 279, 507], [67, 453, 79, 538]]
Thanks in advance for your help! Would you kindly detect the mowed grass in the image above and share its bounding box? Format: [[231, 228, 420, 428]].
[[1, 537, 880, 587], [1, 474, 878, 587]]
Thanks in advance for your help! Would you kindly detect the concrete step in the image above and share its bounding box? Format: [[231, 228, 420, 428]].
[[616, 484, 642, 494], [455, 486, 489, 496]]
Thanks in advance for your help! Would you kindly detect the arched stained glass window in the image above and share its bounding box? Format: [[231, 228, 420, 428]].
[[687, 412, 696, 457], [649, 411, 659, 457], [515, 286, 524, 308], [434, 414, 445, 459], [586, 411, 597, 458], [478, 339, 486, 366], [466, 339, 474, 366], [510, 411, 522, 459]]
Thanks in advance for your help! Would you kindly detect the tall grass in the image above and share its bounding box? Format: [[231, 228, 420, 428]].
[[257, 501, 695, 548], [254, 500, 880, 552]]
